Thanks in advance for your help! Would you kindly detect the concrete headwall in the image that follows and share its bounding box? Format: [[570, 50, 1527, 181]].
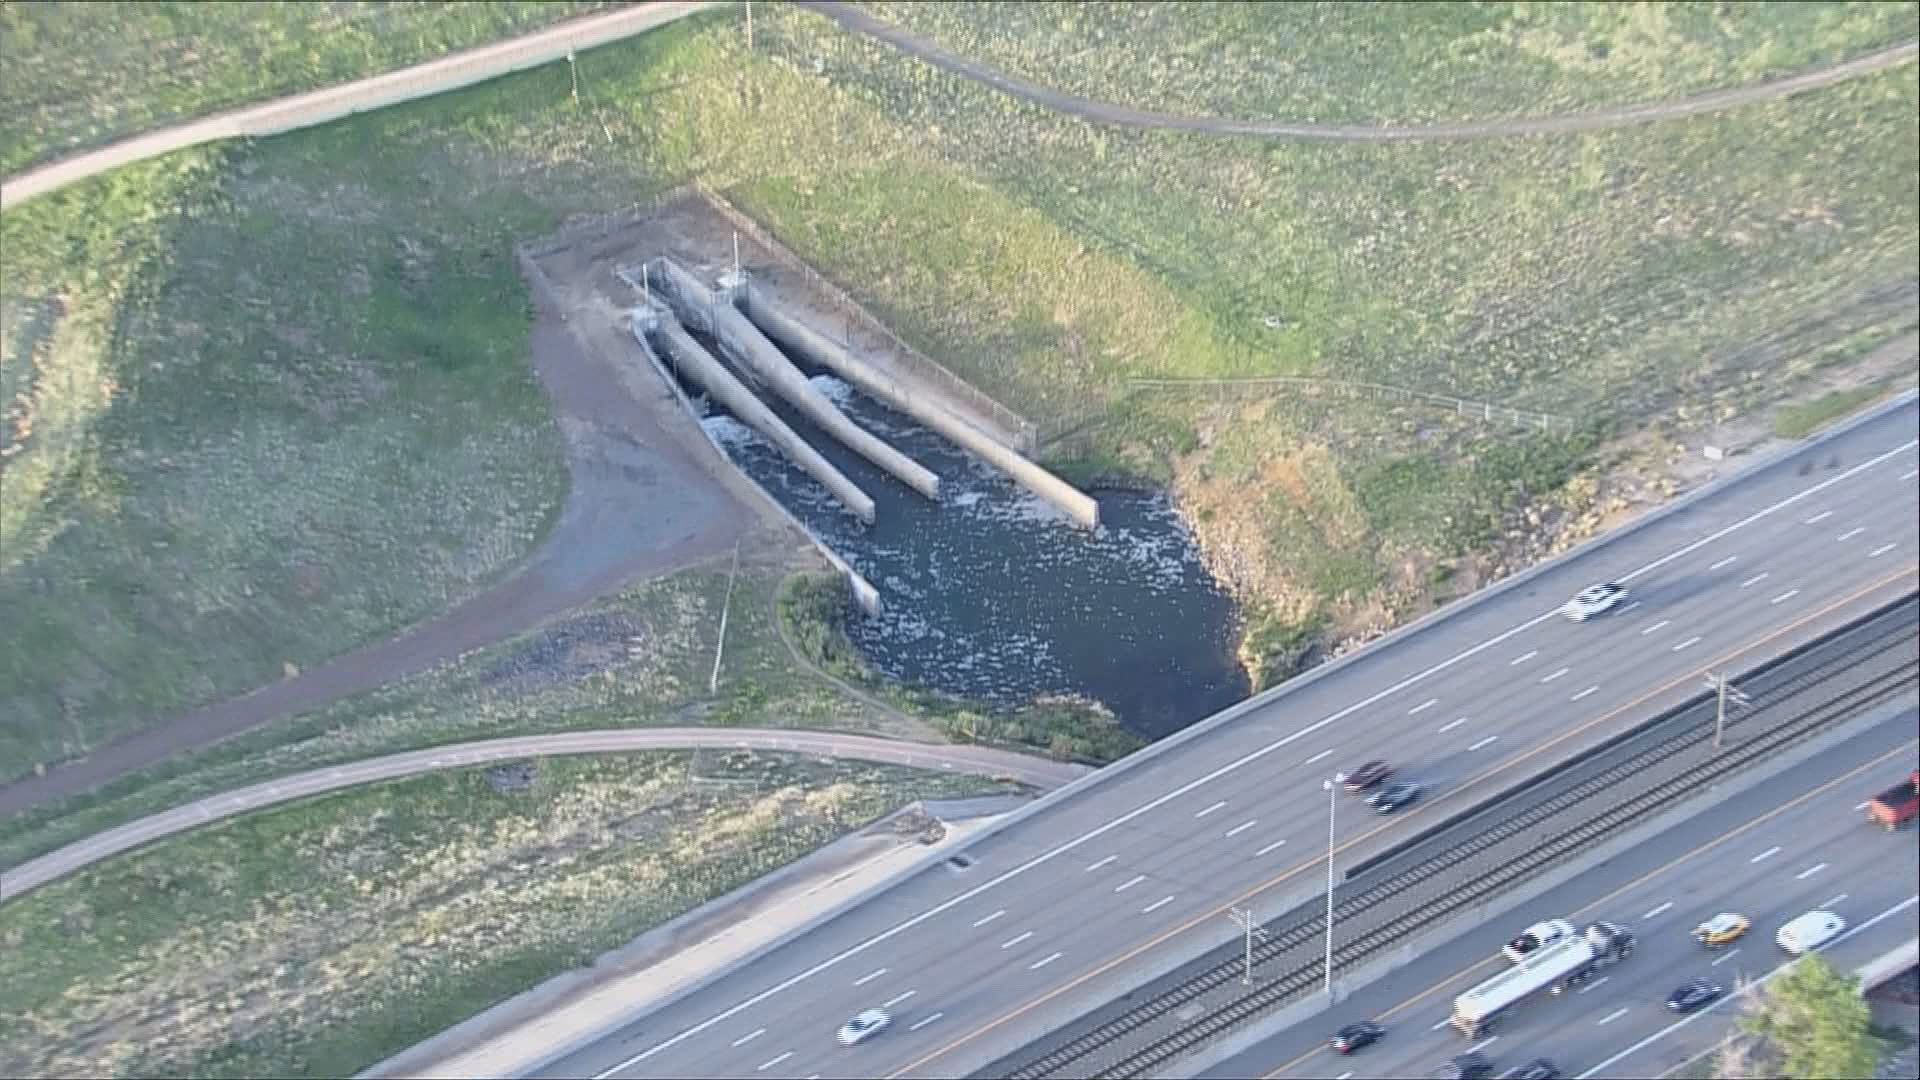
[[644, 311, 877, 527], [632, 313, 883, 615], [655, 259, 941, 502], [738, 288, 1101, 530]]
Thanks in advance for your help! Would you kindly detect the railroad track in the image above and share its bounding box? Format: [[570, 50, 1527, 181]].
[[991, 596, 1919, 1080]]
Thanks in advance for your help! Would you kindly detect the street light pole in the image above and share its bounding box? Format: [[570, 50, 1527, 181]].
[[1703, 671, 1750, 751], [1324, 772, 1346, 997]]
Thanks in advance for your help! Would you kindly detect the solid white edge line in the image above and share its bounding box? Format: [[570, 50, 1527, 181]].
[[600, 439, 1920, 1076], [1583, 895, 1920, 1079]]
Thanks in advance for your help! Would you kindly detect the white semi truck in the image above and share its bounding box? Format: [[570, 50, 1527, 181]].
[[1451, 921, 1635, 1037]]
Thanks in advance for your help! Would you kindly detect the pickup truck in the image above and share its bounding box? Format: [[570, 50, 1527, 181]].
[[1867, 770, 1920, 831]]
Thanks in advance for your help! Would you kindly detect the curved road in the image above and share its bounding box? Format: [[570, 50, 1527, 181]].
[[0, 728, 1090, 903], [806, 3, 1919, 141], [541, 396, 1918, 1080]]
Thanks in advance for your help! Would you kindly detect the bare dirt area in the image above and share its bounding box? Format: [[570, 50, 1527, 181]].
[[0, 220, 794, 819]]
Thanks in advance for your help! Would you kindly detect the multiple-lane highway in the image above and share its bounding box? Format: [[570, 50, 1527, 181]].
[[1199, 705, 1920, 1080], [538, 398, 1919, 1080]]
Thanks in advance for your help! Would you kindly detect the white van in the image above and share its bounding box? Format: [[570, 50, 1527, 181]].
[[1775, 910, 1846, 955]]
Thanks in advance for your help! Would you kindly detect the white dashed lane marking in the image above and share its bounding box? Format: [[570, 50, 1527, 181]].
[[1641, 620, 1669, 635], [1713, 948, 1742, 967], [1572, 686, 1598, 701], [1086, 855, 1117, 873], [1469, 735, 1500, 752], [1870, 543, 1896, 557], [1645, 901, 1673, 919], [1751, 846, 1780, 863], [1710, 556, 1738, 570], [1226, 820, 1258, 838], [1029, 951, 1062, 970], [1805, 510, 1832, 524], [1740, 572, 1769, 588], [1838, 527, 1865, 541], [973, 909, 1005, 928], [731, 1028, 764, 1048], [1115, 875, 1147, 893], [853, 968, 886, 987], [1195, 800, 1227, 819], [757, 1052, 792, 1072], [1598, 1007, 1630, 1026], [1797, 863, 1827, 880], [1000, 931, 1033, 950], [1256, 839, 1288, 856], [1305, 749, 1333, 765], [1439, 717, 1467, 733], [883, 989, 916, 1008], [1541, 667, 1569, 683], [909, 1012, 943, 1031], [1772, 589, 1800, 605], [1673, 636, 1701, 651], [1142, 895, 1176, 914], [1409, 698, 1438, 715], [1511, 651, 1537, 666]]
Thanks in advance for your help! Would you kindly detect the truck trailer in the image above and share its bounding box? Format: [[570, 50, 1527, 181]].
[[1867, 770, 1920, 830], [1451, 922, 1635, 1037]]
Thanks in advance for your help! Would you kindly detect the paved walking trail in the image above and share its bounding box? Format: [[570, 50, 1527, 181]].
[[0, 1, 721, 208], [1, 727, 1089, 902], [805, 2, 1917, 142]]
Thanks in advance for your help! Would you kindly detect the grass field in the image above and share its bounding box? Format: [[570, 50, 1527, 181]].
[[5, 3, 1915, 781], [0, 0, 611, 174], [860, 2, 1918, 123], [0, 751, 1009, 1078], [0, 562, 929, 871]]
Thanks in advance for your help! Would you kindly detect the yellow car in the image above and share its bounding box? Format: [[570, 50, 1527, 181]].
[[1691, 912, 1750, 948]]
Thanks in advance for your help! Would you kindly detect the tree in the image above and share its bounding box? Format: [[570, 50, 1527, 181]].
[[1735, 952, 1876, 1079]]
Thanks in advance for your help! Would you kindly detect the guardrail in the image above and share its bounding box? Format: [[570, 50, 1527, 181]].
[[990, 596, 1919, 1079]]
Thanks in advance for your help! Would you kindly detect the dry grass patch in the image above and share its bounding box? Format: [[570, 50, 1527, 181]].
[[0, 752, 1012, 1078]]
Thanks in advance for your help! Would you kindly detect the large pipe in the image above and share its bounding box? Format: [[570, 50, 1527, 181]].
[[738, 289, 1101, 529], [655, 258, 941, 501], [647, 313, 876, 525]]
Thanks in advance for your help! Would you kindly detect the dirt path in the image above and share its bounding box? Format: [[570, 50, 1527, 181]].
[[804, 2, 1918, 141], [1, 729, 1088, 902], [0, 1, 720, 207]]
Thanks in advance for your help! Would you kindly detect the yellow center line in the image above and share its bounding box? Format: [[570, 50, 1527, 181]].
[[1257, 737, 1920, 1079], [887, 564, 1917, 1079]]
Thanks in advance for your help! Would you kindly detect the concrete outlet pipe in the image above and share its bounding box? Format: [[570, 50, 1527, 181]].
[[650, 314, 877, 525], [738, 290, 1100, 529], [655, 258, 941, 502]]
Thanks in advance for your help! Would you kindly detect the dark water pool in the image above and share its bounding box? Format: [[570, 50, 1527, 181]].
[[697, 369, 1248, 740]]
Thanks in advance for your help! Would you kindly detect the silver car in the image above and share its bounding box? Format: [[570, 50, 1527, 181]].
[[837, 1007, 892, 1046], [1562, 582, 1628, 622]]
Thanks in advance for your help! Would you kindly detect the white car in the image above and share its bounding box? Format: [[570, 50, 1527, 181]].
[[1776, 910, 1846, 955], [1562, 582, 1629, 622], [837, 1007, 892, 1047], [1503, 918, 1577, 963]]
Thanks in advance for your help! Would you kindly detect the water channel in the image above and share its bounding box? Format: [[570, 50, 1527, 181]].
[[688, 353, 1249, 741]]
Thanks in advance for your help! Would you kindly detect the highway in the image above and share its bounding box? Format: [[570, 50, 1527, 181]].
[[537, 398, 1919, 1080], [1201, 706, 1920, 1080]]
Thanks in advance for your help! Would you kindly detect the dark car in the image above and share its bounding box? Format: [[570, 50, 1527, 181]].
[[1344, 761, 1394, 793], [1434, 1051, 1495, 1080], [1328, 1020, 1384, 1054], [1666, 978, 1724, 1013], [1369, 781, 1422, 814], [1514, 1059, 1561, 1080]]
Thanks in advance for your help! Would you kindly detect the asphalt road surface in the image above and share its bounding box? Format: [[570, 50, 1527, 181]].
[[1206, 706, 1920, 1080], [538, 400, 1919, 1080]]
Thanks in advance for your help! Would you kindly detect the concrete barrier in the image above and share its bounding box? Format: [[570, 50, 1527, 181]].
[[1857, 937, 1919, 994], [655, 258, 941, 501], [738, 287, 1100, 529], [642, 310, 876, 526]]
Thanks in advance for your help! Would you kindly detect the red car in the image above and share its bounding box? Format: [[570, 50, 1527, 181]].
[[1344, 761, 1393, 793]]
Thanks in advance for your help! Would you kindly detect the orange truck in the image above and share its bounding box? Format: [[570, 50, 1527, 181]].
[[1866, 770, 1920, 830]]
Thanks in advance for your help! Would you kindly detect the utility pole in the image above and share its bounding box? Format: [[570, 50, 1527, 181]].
[[1227, 907, 1267, 985], [567, 49, 579, 106], [1324, 772, 1346, 997], [1702, 671, 1751, 751], [744, 0, 753, 53], [710, 542, 742, 693]]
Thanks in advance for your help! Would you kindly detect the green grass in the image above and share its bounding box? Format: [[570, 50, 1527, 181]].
[[4, 1, 1915, 785], [1773, 380, 1901, 437], [0, 751, 1011, 1078], [0, 1, 611, 174], [0, 562, 924, 872], [859, 1, 1918, 122]]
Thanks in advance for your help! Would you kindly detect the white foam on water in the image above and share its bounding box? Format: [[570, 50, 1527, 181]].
[[701, 415, 760, 450], [807, 373, 857, 407]]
